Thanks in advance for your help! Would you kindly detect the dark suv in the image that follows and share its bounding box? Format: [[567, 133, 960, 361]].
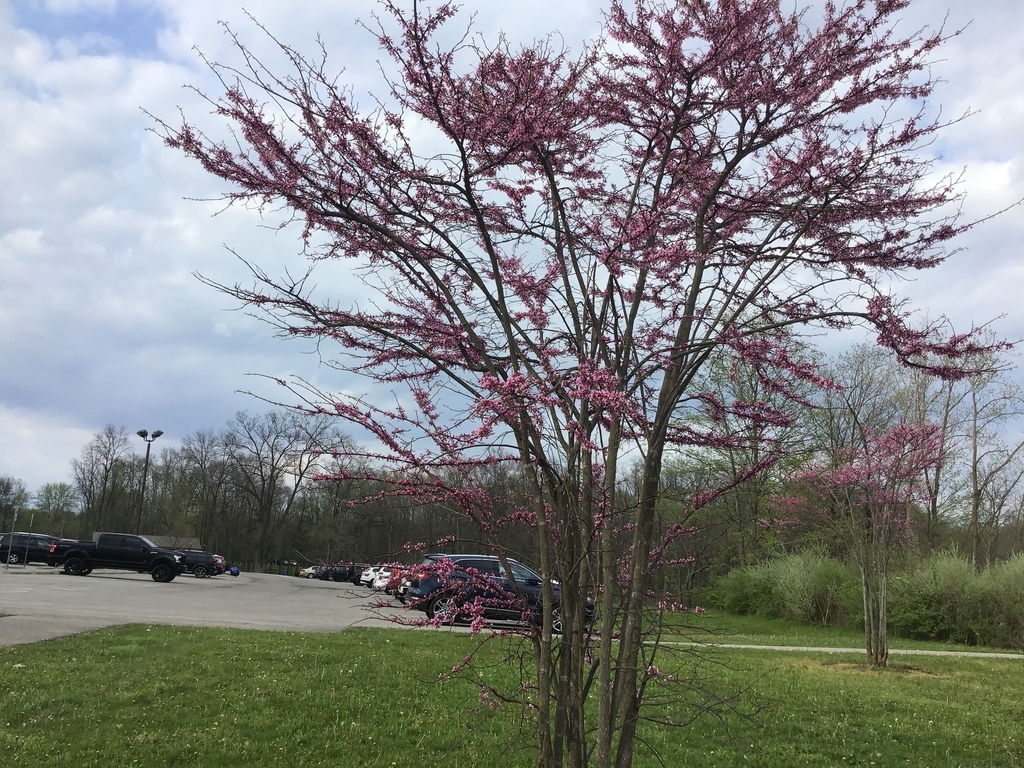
[[406, 553, 592, 633], [1, 532, 58, 565], [176, 550, 221, 578], [318, 564, 360, 582]]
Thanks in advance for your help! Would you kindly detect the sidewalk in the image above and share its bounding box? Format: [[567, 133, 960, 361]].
[[660, 641, 1024, 660]]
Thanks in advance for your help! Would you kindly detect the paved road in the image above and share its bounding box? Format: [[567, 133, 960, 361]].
[[0, 564, 405, 647]]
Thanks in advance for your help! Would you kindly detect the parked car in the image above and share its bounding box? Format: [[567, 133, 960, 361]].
[[211, 554, 227, 574], [405, 553, 593, 633], [0, 532, 58, 565], [176, 550, 221, 578], [386, 568, 410, 602], [360, 565, 385, 587], [320, 564, 358, 582], [371, 567, 394, 591], [299, 565, 322, 579]]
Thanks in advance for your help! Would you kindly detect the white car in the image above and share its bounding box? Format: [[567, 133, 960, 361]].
[[360, 565, 384, 587], [371, 567, 393, 590]]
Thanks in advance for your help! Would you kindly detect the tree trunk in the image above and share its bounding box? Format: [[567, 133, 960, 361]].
[[612, 443, 665, 768], [861, 564, 888, 668]]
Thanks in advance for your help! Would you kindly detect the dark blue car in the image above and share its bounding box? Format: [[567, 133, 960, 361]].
[[406, 553, 593, 633]]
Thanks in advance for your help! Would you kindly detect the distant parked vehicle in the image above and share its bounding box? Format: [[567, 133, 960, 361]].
[[360, 565, 385, 587], [1, 532, 58, 565], [371, 567, 394, 591], [47, 533, 186, 582], [317, 565, 354, 581], [176, 550, 221, 578], [387, 569, 410, 602], [405, 553, 595, 633], [299, 565, 322, 579]]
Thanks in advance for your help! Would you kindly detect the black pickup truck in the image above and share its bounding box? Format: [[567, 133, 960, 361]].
[[47, 533, 187, 582]]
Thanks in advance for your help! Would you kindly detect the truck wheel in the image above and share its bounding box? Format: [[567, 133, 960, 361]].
[[64, 557, 87, 575], [193, 565, 209, 578], [151, 563, 173, 582]]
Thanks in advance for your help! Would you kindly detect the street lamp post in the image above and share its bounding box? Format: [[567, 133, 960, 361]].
[[135, 429, 163, 535]]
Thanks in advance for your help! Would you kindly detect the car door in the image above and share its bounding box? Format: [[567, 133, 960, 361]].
[[29, 535, 54, 563], [96, 534, 149, 569], [468, 558, 524, 620], [450, 558, 497, 613], [503, 561, 545, 619], [93, 534, 126, 567]]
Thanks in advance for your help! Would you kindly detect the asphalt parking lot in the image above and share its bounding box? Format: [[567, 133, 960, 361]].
[[0, 565, 405, 647], [7, 565, 1023, 659]]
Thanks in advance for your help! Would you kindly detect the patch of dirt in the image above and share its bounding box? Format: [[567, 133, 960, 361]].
[[820, 661, 936, 676]]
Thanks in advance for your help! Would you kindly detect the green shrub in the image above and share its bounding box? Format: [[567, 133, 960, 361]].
[[762, 550, 854, 626], [714, 550, 1024, 650], [709, 551, 858, 627], [974, 554, 1024, 649], [708, 563, 777, 617], [888, 552, 977, 642], [881, 552, 1024, 650]]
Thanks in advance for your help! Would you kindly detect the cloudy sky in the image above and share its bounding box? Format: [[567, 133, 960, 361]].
[[1, 0, 1022, 496]]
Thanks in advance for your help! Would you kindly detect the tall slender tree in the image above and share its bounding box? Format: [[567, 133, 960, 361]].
[[0, 476, 30, 535], [787, 423, 944, 667], [33, 482, 80, 539], [224, 410, 342, 567], [71, 425, 135, 536]]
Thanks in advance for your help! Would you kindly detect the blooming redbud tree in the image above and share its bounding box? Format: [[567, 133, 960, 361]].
[[156, 0, 1003, 764], [783, 423, 945, 667]]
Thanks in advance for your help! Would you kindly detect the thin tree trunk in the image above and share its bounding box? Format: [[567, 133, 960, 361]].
[[876, 570, 889, 668], [613, 445, 664, 768], [594, 422, 622, 768]]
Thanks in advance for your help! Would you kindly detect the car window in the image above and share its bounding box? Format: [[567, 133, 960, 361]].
[[459, 558, 500, 575], [507, 562, 540, 583]]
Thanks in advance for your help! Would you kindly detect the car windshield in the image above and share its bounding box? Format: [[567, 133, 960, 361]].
[[138, 536, 158, 548]]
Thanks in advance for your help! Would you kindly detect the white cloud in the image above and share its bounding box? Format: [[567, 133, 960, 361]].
[[1, 0, 1022, 497], [0, 405, 96, 492]]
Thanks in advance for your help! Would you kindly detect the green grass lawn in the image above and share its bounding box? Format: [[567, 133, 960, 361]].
[[1, 621, 1021, 767], [684, 610, 1024, 653]]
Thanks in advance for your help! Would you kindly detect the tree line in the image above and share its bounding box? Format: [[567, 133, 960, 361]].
[[5, 344, 1022, 578]]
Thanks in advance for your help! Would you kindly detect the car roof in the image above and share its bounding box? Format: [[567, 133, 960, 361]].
[[426, 553, 515, 562]]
